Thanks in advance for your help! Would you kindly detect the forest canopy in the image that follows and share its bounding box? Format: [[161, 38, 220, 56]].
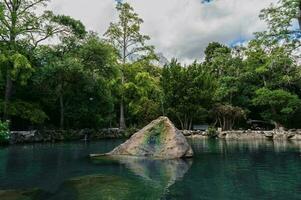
[[0, 0, 301, 131]]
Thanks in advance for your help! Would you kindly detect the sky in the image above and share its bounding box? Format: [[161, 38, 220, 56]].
[[48, 0, 276, 63]]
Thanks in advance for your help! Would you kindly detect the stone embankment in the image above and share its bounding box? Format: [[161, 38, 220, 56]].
[[8, 128, 301, 144], [182, 129, 301, 141], [9, 128, 126, 144]]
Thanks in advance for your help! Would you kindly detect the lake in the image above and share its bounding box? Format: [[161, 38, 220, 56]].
[[0, 139, 301, 200]]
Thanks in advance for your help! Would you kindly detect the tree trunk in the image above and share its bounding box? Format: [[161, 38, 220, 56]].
[[119, 68, 126, 130], [298, 1, 301, 30], [119, 99, 126, 130], [4, 5, 17, 121], [189, 119, 192, 130], [176, 115, 184, 130], [119, 33, 127, 130], [272, 121, 283, 130], [60, 94, 64, 129], [3, 73, 13, 120], [222, 116, 226, 131]]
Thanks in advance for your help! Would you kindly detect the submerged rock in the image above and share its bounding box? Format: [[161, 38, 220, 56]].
[[52, 174, 166, 200], [0, 188, 42, 200], [92, 116, 193, 159]]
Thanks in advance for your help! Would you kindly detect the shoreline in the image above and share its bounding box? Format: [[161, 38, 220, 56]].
[[5, 128, 301, 145], [185, 129, 301, 141]]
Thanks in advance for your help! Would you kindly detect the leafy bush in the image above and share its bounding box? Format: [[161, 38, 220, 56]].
[[207, 127, 217, 138], [123, 127, 138, 138], [0, 121, 10, 145]]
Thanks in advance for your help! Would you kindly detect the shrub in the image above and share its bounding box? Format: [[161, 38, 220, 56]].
[[0, 121, 10, 145], [207, 127, 217, 138], [123, 127, 138, 138]]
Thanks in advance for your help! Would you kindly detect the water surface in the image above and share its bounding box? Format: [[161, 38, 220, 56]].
[[0, 139, 301, 200]]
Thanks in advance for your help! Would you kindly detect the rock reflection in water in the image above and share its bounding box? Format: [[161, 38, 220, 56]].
[[49, 157, 193, 200], [111, 156, 193, 188]]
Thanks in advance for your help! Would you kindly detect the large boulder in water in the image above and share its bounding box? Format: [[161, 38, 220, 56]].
[[100, 116, 193, 159]]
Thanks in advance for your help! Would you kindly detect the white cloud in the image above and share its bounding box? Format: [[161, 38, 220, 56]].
[[48, 0, 276, 63]]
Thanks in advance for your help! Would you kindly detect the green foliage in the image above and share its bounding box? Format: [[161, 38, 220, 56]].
[[104, 2, 154, 62], [51, 14, 87, 39], [0, 120, 9, 144], [104, 2, 156, 129], [31, 33, 118, 129], [257, 0, 301, 51], [0, 53, 33, 85], [124, 61, 162, 126], [207, 127, 217, 138], [0, 100, 48, 124], [162, 59, 215, 130], [252, 88, 301, 126], [0, 0, 301, 133]]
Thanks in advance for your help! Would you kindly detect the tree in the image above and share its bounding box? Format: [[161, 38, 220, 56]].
[[257, 0, 301, 51], [252, 88, 301, 128], [162, 60, 215, 130], [240, 40, 301, 128], [104, 2, 154, 130], [204, 42, 247, 130], [204, 42, 231, 65], [211, 104, 246, 131], [204, 42, 234, 80], [33, 33, 118, 129], [123, 61, 162, 126], [0, 0, 86, 120]]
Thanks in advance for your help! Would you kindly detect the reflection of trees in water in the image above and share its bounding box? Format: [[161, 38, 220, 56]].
[[167, 139, 301, 200], [190, 138, 301, 154]]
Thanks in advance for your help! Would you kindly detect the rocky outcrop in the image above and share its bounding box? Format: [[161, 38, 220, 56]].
[[92, 117, 193, 159]]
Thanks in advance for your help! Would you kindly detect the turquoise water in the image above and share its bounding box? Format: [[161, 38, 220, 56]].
[[0, 139, 301, 200]]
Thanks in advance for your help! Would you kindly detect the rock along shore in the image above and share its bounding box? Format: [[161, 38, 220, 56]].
[[8, 128, 128, 144], [7, 128, 301, 144], [182, 129, 301, 141]]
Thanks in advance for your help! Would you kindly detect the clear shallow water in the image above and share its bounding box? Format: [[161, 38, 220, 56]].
[[0, 139, 301, 200]]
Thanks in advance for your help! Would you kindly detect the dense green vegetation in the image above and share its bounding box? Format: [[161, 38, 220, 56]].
[[0, 0, 301, 131], [0, 120, 9, 144]]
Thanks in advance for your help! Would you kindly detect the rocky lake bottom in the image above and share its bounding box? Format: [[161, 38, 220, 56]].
[[0, 138, 301, 200]]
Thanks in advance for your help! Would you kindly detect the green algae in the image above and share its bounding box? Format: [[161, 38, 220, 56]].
[[143, 120, 167, 153]]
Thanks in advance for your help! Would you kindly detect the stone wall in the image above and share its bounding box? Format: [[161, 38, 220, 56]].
[[8, 128, 301, 144], [9, 128, 126, 144], [182, 129, 301, 141]]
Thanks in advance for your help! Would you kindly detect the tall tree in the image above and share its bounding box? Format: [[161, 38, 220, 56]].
[[257, 0, 301, 51], [0, 0, 86, 120], [104, 2, 154, 130]]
